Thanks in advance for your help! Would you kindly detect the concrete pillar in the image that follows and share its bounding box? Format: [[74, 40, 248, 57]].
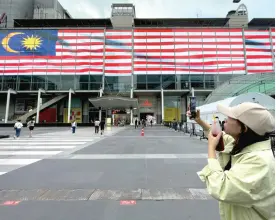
[[82, 100, 89, 123], [130, 88, 134, 125], [99, 88, 103, 121], [67, 89, 74, 123], [4, 89, 11, 123], [161, 88, 164, 123], [36, 89, 45, 124], [36, 90, 41, 123]]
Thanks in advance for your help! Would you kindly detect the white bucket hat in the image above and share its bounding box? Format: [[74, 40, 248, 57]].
[[217, 102, 275, 136]]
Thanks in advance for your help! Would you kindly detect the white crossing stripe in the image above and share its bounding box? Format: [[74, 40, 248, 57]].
[[0, 151, 62, 155], [0, 146, 76, 149], [0, 159, 41, 165], [0, 127, 108, 176], [0, 142, 86, 145]]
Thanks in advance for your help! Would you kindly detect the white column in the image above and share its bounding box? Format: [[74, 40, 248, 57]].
[[161, 88, 164, 123], [67, 89, 73, 123], [99, 88, 103, 121], [130, 88, 134, 125], [36, 89, 42, 123], [4, 89, 11, 123]]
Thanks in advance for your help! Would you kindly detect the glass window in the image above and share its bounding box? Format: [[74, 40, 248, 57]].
[[105, 76, 131, 92], [162, 75, 175, 90], [205, 74, 217, 89], [17, 75, 31, 91], [31, 75, 46, 90], [3, 76, 17, 90], [0, 75, 3, 91], [76, 75, 89, 90], [47, 75, 61, 90], [136, 75, 147, 83], [190, 74, 204, 89], [90, 75, 102, 83], [134, 75, 147, 90], [218, 74, 235, 84], [90, 75, 102, 90], [60, 75, 75, 90], [178, 75, 189, 89], [147, 75, 160, 90]]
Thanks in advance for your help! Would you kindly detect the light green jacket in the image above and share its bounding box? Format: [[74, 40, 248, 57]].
[[197, 131, 275, 220]]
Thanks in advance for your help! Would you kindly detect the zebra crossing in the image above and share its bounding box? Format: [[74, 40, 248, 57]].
[[0, 128, 101, 176]]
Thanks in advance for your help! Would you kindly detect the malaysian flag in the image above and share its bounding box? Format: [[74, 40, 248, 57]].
[[0, 29, 105, 75], [244, 29, 275, 74], [0, 28, 274, 76]]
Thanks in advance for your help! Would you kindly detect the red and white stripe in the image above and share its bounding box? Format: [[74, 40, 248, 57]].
[[0, 28, 274, 76], [244, 29, 274, 74], [133, 29, 246, 75], [104, 30, 132, 76]]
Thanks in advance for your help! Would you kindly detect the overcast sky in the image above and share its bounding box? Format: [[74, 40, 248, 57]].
[[58, 0, 274, 20]]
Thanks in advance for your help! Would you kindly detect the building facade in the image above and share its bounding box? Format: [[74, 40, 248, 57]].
[[0, 0, 71, 28], [0, 4, 274, 124]]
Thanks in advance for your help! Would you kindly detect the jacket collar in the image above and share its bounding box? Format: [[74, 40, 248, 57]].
[[235, 140, 272, 156]]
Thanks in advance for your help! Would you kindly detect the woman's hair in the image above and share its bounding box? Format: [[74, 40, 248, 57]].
[[224, 120, 270, 171]]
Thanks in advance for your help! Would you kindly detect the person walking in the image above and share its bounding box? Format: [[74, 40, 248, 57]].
[[27, 118, 35, 138], [150, 120, 153, 127], [135, 119, 138, 129], [14, 119, 23, 139], [100, 119, 105, 135], [94, 118, 100, 134], [187, 102, 275, 220], [71, 120, 77, 134]]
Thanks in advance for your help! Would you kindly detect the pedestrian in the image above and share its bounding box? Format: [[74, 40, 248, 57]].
[[27, 117, 35, 138], [100, 119, 105, 135], [150, 120, 153, 127], [135, 119, 138, 129], [94, 118, 100, 134], [71, 120, 77, 134], [187, 102, 275, 220], [13, 119, 23, 139]]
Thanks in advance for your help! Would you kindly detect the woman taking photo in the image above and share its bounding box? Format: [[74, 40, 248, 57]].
[[187, 102, 275, 220]]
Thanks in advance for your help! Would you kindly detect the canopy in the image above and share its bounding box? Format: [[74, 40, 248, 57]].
[[89, 96, 139, 109]]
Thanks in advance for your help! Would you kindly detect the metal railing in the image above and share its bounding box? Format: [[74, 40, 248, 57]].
[[164, 122, 275, 153], [164, 121, 208, 140]]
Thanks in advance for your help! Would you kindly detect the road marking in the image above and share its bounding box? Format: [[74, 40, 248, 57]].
[[66, 154, 208, 160], [0, 145, 76, 149], [5, 139, 97, 142], [0, 127, 123, 176], [120, 200, 136, 205], [0, 188, 212, 201], [0, 142, 86, 145], [1, 201, 21, 206], [0, 151, 62, 155], [0, 159, 41, 165]]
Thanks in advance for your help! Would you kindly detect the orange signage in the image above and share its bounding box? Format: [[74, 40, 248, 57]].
[[141, 99, 152, 107]]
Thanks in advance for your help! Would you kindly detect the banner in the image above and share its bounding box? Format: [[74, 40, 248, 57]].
[[63, 108, 82, 123], [164, 108, 181, 122]]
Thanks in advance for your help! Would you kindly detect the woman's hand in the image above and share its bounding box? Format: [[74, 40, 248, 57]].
[[208, 131, 223, 158], [186, 107, 201, 122]]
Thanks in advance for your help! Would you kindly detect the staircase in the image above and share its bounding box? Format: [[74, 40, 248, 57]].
[[17, 94, 67, 123]]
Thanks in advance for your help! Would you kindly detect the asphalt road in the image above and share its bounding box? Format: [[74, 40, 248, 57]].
[[0, 126, 220, 220]]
